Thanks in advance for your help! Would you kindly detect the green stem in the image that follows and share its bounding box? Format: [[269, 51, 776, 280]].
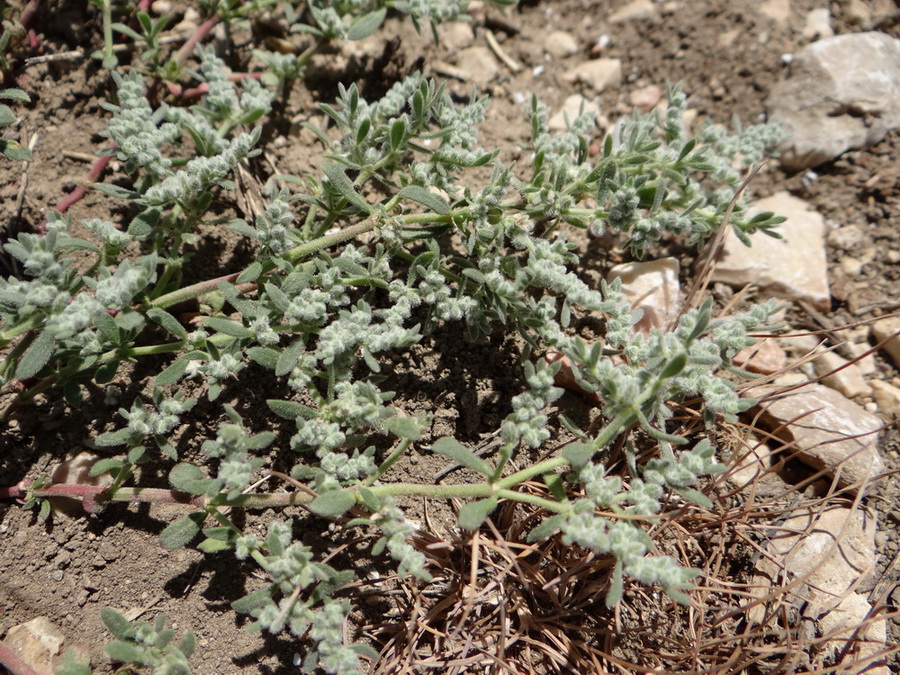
[[283, 216, 382, 263], [150, 272, 241, 309], [364, 438, 410, 486]]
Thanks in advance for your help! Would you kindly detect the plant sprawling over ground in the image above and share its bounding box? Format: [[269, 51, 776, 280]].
[[0, 1, 788, 672]]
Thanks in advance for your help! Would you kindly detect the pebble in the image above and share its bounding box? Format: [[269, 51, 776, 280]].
[[732, 339, 787, 375], [543, 30, 579, 58], [871, 316, 900, 368], [871, 380, 900, 420], [438, 22, 475, 52], [711, 192, 830, 311], [454, 46, 500, 87], [609, 0, 658, 23], [757, 0, 792, 25], [562, 58, 622, 92], [839, 256, 863, 276], [802, 8, 833, 40]]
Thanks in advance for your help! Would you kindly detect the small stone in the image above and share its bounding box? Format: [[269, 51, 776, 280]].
[[606, 257, 681, 332], [438, 22, 475, 52], [871, 380, 900, 420], [802, 8, 833, 40], [454, 46, 500, 87], [150, 0, 172, 14], [548, 94, 602, 131], [609, 0, 658, 23], [871, 316, 900, 368], [733, 339, 787, 375], [790, 336, 872, 398], [97, 540, 120, 562], [749, 383, 884, 493], [627, 85, 663, 112], [724, 437, 772, 490], [844, 0, 873, 26], [711, 192, 830, 311], [563, 58, 622, 92], [839, 256, 863, 276], [543, 30, 579, 58], [758, 0, 792, 25]]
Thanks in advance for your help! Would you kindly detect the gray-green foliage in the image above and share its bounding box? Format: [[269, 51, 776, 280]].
[[4, 7, 787, 672], [98, 608, 195, 675]]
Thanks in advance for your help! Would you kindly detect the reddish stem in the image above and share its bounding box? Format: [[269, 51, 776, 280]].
[[18, 0, 43, 31], [1, 480, 313, 511], [38, 153, 113, 233], [173, 14, 222, 66]]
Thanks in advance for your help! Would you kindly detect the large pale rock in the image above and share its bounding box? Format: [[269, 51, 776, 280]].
[[871, 316, 900, 368], [750, 383, 883, 492], [750, 506, 886, 673], [767, 32, 900, 170], [711, 192, 830, 310], [817, 593, 889, 675], [607, 257, 681, 332], [562, 58, 622, 92]]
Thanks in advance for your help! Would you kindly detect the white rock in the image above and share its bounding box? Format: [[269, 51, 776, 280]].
[[548, 94, 602, 131], [544, 30, 579, 58], [562, 58, 622, 92], [767, 32, 900, 170], [871, 316, 900, 368], [871, 380, 900, 420], [817, 593, 889, 675], [711, 192, 830, 311], [606, 257, 681, 332], [757, 0, 792, 25], [438, 22, 475, 52], [750, 383, 884, 492], [609, 0, 658, 23], [802, 8, 834, 40], [454, 46, 500, 87]]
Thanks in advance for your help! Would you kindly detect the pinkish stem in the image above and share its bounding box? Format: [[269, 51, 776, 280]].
[[38, 153, 113, 233], [1, 480, 313, 511]]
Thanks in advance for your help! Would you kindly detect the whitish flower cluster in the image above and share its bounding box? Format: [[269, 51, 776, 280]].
[[101, 71, 179, 177], [201, 416, 273, 500], [234, 520, 361, 674], [371, 499, 431, 581]]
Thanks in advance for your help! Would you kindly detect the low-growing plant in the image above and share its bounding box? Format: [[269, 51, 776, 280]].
[[0, 1, 790, 672]]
